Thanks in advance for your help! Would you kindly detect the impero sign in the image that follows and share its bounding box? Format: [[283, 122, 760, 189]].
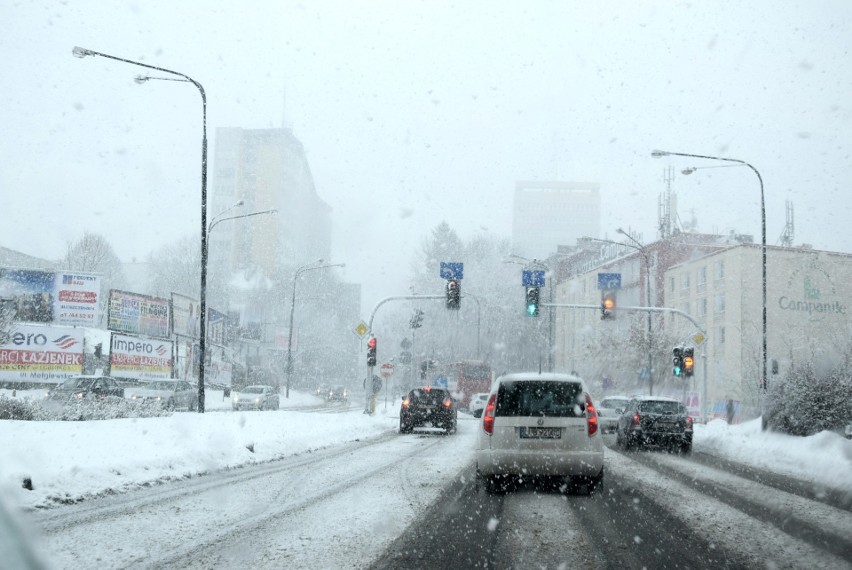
[[110, 333, 173, 381], [0, 323, 84, 383]]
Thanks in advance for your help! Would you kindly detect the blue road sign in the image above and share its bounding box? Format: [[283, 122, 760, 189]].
[[522, 270, 546, 287], [440, 262, 464, 280], [597, 272, 622, 290]]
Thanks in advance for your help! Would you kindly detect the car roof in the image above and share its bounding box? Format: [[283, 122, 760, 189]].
[[244, 385, 272, 389], [631, 395, 680, 402], [494, 372, 585, 385]]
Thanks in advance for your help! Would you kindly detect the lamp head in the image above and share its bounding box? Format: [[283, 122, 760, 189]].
[[651, 149, 669, 158], [72, 46, 93, 59], [616, 227, 626, 236], [134, 75, 150, 85], [682, 167, 696, 175]]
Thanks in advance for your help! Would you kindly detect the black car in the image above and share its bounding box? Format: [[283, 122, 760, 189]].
[[616, 396, 693, 453], [46, 375, 125, 402], [399, 386, 457, 434]]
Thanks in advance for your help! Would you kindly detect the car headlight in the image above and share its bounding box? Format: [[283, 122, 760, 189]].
[[75, 392, 84, 399]]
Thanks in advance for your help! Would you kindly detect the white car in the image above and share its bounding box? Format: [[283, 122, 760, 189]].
[[130, 380, 197, 411], [596, 395, 631, 434], [232, 385, 280, 411], [476, 373, 604, 494], [469, 392, 489, 418]]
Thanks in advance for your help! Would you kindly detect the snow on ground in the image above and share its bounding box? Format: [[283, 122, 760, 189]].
[[0, 388, 850, 512]]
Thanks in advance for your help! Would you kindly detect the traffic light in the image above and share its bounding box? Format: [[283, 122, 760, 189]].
[[367, 337, 377, 367], [525, 286, 540, 317], [601, 291, 616, 320], [446, 279, 461, 310], [683, 347, 695, 376], [672, 347, 684, 377]]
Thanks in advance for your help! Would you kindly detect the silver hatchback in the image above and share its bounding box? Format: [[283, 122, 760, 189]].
[[475, 373, 604, 493]]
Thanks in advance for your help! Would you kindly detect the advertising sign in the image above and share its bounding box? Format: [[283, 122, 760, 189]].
[[171, 293, 201, 339], [0, 323, 84, 383], [207, 308, 228, 344], [0, 268, 101, 327], [207, 345, 233, 388], [110, 333, 173, 381], [107, 290, 170, 339]]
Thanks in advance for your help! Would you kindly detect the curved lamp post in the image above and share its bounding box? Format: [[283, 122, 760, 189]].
[[73, 46, 211, 411], [285, 261, 345, 398], [652, 149, 767, 394]]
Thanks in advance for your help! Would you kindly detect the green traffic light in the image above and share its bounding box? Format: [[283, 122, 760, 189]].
[[527, 303, 538, 317], [673, 366, 682, 376]]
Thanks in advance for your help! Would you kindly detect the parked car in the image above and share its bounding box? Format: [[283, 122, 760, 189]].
[[469, 392, 489, 418], [399, 386, 457, 434], [46, 375, 124, 401], [232, 385, 279, 411], [475, 373, 604, 494], [326, 384, 349, 403], [596, 395, 631, 434], [616, 396, 693, 453], [130, 380, 197, 411], [314, 383, 330, 398]]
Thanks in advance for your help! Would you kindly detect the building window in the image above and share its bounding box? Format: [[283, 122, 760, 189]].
[[697, 266, 707, 294], [697, 297, 707, 317], [680, 273, 691, 296], [670, 277, 675, 293], [715, 260, 725, 281], [715, 293, 726, 314]]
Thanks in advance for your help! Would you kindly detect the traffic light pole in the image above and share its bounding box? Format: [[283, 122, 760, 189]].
[[364, 295, 445, 414]]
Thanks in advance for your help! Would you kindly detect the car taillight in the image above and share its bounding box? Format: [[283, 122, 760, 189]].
[[402, 398, 410, 409], [686, 416, 694, 428], [632, 413, 641, 426], [483, 394, 497, 435], [443, 398, 452, 408], [585, 393, 598, 436]]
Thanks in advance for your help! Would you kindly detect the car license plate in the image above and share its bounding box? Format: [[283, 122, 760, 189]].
[[519, 427, 561, 439]]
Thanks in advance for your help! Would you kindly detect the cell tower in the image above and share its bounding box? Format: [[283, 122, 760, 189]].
[[779, 200, 794, 247], [657, 166, 678, 239]]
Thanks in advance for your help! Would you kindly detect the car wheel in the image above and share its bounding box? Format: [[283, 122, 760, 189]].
[[483, 475, 504, 495], [188, 399, 196, 412], [399, 419, 412, 434], [258, 401, 265, 411], [166, 398, 175, 411], [681, 441, 692, 454], [588, 469, 604, 494]]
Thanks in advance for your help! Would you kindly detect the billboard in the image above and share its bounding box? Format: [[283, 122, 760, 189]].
[[207, 307, 228, 344], [0, 323, 84, 383], [110, 333, 173, 381], [107, 290, 170, 339], [0, 268, 101, 327], [171, 293, 201, 339]]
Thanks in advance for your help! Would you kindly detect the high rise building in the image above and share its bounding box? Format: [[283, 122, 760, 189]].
[[512, 181, 601, 259], [211, 127, 332, 280]]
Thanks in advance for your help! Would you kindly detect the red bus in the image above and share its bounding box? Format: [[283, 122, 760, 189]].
[[439, 360, 493, 409]]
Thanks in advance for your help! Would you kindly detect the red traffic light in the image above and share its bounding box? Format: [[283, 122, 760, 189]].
[[367, 337, 376, 349]]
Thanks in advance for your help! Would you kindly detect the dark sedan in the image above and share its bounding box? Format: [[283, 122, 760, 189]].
[[399, 386, 457, 435], [46, 375, 125, 402], [616, 396, 693, 453]]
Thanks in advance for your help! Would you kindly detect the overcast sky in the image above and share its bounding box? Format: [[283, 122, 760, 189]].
[[2, 1, 851, 311]]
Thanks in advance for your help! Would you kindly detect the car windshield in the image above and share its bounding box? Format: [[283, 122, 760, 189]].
[[2, 3, 850, 569], [58, 378, 95, 390], [496, 381, 584, 418], [639, 400, 682, 415], [601, 398, 629, 409]]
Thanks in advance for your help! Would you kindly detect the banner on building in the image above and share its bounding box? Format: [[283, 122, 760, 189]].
[[110, 333, 173, 381], [0, 268, 101, 327], [174, 336, 232, 388], [107, 290, 170, 339], [207, 308, 228, 344], [171, 293, 200, 339], [0, 323, 84, 383]]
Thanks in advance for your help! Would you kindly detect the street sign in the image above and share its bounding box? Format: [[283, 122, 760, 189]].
[[597, 272, 622, 290], [522, 270, 546, 287], [439, 262, 464, 280], [353, 321, 369, 338], [399, 351, 412, 365], [380, 362, 395, 378], [400, 337, 412, 349], [693, 333, 705, 346]]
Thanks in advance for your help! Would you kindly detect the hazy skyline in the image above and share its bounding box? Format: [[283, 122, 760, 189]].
[[3, 0, 851, 311]]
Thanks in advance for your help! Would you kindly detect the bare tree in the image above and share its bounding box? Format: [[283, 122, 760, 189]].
[[146, 235, 201, 299], [62, 232, 126, 288]]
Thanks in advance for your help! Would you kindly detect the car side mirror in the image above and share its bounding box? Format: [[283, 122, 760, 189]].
[[615, 408, 623, 414]]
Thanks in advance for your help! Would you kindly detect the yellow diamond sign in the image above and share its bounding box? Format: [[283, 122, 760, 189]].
[[353, 321, 369, 338], [693, 333, 705, 346]]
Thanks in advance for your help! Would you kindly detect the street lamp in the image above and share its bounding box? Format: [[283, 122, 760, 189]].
[[73, 46, 211, 411], [585, 233, 655, 395], [652, 149, 767, 394], [285, 261, 346, 398]]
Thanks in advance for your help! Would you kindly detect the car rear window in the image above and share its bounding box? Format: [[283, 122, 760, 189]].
[[639, 400, 681, 414], [409, 388, 450, 405], [495, 381, 584, 417]]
